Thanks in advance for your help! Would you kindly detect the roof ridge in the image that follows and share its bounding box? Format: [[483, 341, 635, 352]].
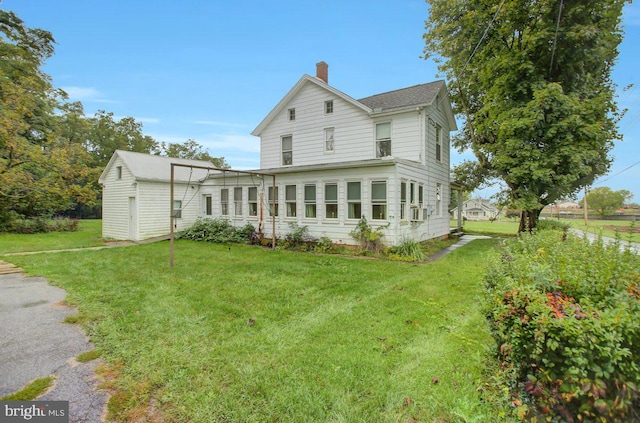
[[357, 80, 444, 101]]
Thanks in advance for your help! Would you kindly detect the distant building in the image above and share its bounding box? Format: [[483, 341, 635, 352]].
[[451, 198, 500, 221]]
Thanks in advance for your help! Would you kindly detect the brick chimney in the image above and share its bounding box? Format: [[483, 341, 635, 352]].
[[316, 61, 328, 83]]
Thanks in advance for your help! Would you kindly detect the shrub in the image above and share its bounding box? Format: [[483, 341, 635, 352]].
[[536, 218, 571, 232], [349, 216, 388, 254], [177, 218, 254, 243], [484, 230, 640, 421], [0, 216, 79, 234], [388, 237, 425, 262]]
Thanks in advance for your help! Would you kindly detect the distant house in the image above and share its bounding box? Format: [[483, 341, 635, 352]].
[[99, 151, 214, 241], [555, 201, 580, 209], [451, 198, 500, 221], [100, 62, 458, 245]]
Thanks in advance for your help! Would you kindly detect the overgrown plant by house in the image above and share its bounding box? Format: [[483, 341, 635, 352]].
[[177, 218, 254, 243], [484, 229, 640, 421], [349, 216, 388, 254]]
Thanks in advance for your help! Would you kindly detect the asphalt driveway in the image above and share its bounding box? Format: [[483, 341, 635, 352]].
[[0, 271, 108, 422]]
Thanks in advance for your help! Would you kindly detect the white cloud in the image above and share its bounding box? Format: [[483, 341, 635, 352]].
[[61, 86, 117, 104], [112, 115, 160, 124]]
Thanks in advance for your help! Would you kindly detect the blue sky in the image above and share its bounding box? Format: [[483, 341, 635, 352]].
[[4, 0, 639, 202]]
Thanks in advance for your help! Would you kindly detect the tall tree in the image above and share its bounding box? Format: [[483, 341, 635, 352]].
[[585, 186, 633, 217], [0, 10, 94, 222], [157, 139, 229, 168], [423, 0, 627, 231]]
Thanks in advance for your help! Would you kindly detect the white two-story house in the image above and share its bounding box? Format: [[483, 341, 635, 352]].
[[100, 62, 457, 245], [198, 62, 457, 246]]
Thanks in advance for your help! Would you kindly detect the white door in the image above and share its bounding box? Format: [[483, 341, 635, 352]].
[[128, 197, 137, 240]]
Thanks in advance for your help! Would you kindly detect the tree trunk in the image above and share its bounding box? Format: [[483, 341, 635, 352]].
[[518, 209, 541, 233]]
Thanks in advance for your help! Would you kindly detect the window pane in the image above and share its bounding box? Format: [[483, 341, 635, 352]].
[[371, 182, 386, 201], [282, 136, 292, 150], [347, 182, 361, 200], [348, 202, 361, 219], [282, 151, 292, 165], [234, 187, 242, 200], [305, 204, 317, 218], [418, 186, 423, 204], [325, 184, 337, 201], [401, 182, 406, 201], [221, 189, 228, 202], [286, 202, 296, 217], [372, 204, 386, 220], [376, 122, 390, 139], [205, 196, 212, 215], [249, 203, 258, 216], [304, 185, 316, 201], [268, 186, 278, 200], [376, 140, 391, 157], [326, 203, 338, 219], [248, 187, 257, 201], [285, 185, 296, 200]]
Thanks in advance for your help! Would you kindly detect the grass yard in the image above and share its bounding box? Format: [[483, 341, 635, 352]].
[[451, 219, 519, 236], [0, 219, 104, 254], [557, 218, 640, 243], [5, 239, 510, 422]]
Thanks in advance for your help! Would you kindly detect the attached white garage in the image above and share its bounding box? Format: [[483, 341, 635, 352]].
[[99, 150, 214, 241]]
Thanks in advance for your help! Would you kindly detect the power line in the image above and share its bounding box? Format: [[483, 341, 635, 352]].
[[593, 160, 640, 185]]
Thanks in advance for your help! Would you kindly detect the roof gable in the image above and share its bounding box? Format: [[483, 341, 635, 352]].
[[99, 150, 216, 184], [251, 75, 372, 136]]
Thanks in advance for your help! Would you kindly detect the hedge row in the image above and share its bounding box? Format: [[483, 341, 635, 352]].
[[485, 229, 640, 421]]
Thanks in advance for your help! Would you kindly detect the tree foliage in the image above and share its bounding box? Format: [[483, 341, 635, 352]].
[[586, 186, 633, 217], [0, 10, 228, 227], [423, 0, 628, 231]]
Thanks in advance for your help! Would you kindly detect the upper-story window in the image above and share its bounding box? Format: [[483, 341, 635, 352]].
[[435, 124, 442, 162], [325, 100, 333, 114], [116, 166, 122, 180], [435, 94, 440, 110], [288, 108, 295, 121], [375, 122, 391, 158], [282, 135, 293, 166], [324, 128, 335, 152]]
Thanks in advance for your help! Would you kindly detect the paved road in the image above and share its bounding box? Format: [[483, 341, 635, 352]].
[[0, 272, 108, 422]]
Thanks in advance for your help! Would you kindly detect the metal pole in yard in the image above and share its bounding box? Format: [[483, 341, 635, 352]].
[[170, 164, 175, 267]]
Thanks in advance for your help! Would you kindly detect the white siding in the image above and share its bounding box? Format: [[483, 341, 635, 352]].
[[136, 181, 201, 240], [260, 82, 374, 168], [102, 157, 137, 240]]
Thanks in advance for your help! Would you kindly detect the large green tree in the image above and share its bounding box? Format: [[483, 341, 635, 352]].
[[423, 0, 627, 231], [586, 186, 633, 217], [156, 139, 229, 168], [0, 10, 94, 223]]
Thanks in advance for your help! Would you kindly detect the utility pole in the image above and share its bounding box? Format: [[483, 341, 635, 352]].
[[583, 186, 589, 226]]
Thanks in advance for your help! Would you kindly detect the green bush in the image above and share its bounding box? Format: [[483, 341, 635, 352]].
[[0, 216, 79, 234], [177, 218, 254, 243], [388, 237, 425, 262], [349, 216, 388, 254], [536, 218, 571, 232], [485, 231, 640, 421]]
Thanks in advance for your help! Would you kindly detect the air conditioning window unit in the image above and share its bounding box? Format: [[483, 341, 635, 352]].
[[410, 207, 421, 222]]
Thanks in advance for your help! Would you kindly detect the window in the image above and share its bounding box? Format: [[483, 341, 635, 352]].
[[268, 186, 278, 216], [172, 200, 182, 219], [325, 183, 338, 219], [418, 185, 424, 207], [220, 188, 229, 216], [204, 195, 212, 216], [325, 100, 333, 114], [400, 182, 407, 220], [376, 122, 391, 158], [325, 128, 334, 152], [116, 166, 122, 180], [371, 181, 387, 220], [347, 182, 361, 219], [234, 187, 242, 216], [304, 184, 317, 218], [282, 135, 293, 166], [436, 183, 442, 216], [435, 124, 442, 162], [285, 184, 296, 217], [288, 108, 295, 121], [248, 187, 258, 217], [435, 94, 440, 110]]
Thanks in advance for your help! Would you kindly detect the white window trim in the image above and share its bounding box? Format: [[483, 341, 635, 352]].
[[281, 135, 293, 166], [324, 100, 333, 115], [375, 121, 392, 158]]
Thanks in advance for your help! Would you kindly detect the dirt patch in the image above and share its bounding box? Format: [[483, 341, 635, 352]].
[[605, 225, 640, 234]]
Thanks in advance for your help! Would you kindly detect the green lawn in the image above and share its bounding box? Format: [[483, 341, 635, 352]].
[[452, 219, 519, 236], [5, 239, 510, 422], [0, 220, 104, 254], [557, 218, 640, 243]]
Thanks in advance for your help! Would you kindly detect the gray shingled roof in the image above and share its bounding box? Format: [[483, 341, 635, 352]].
[[112, 150, 216, 183], [357, 80, 445, 112]]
